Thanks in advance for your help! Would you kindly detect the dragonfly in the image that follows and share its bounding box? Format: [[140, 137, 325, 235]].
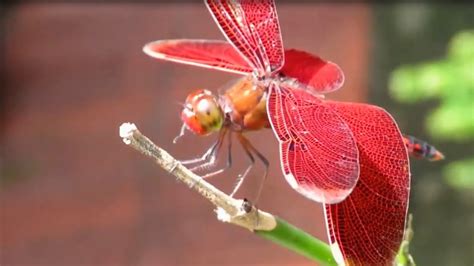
[[143, 1, 442, 265]]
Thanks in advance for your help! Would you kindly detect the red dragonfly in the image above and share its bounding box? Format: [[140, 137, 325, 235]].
[[143, 1, 441, 265]]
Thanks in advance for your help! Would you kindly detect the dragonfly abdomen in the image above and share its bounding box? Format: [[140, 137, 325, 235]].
[[403, 135, 444, 161]]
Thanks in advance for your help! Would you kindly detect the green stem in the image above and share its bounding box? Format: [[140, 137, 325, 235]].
[[256, 217, 337, 266]]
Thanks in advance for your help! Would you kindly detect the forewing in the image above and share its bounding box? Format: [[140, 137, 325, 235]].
[[323, 102, 410, 266], [205, 0, 284, 76], [281, 49, 345, 93], [143, 39, 252, 75], [267, 84, 359, 204]]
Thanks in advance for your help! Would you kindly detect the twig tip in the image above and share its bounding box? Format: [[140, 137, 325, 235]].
[[119, 122, 138, 144]]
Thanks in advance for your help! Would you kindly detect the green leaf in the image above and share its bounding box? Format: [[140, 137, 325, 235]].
[[443, 158, 474, 189], [448, 30, 474, 60]]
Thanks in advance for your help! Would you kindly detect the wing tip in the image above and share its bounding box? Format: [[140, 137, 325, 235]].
[[330, 241, 346, 266], [328, 61, 345, 90], [142, 40, 167, 59], [284, 173, 353, 204], [310, 61, 345, 93], [297, 185, 352, 204]]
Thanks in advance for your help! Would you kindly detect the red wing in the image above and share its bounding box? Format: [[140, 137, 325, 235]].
[[281, 49, 345, 93], [143, 39, 252, 75], [323, 102, 410, 266], [267, 84, 359, 204], [205, 0, 284, 76]]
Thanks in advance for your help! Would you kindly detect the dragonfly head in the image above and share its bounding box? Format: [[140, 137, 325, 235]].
[[181, 89, 224, 136]]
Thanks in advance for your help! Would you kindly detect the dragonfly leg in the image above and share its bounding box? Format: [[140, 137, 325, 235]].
[[179, 128, 226, 166], [201, 131, 233, 178], [230, 134, 255, 197], [232, 134, 269, 203], [173, 123, 187, 144], [186, 129, 228, 189], [188, 128, 228, 174]]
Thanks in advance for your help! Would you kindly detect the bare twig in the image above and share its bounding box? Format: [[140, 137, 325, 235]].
[[119, 122, 277, 231]]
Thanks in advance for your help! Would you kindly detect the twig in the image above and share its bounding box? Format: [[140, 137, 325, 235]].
[[119, 122, 337, 266], [119, 122, 276, 231]]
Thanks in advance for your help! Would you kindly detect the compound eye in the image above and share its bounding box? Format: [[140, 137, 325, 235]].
[[194, 97, 223, 132], [196, 98, 215, 116], [181, 89, 224, 136], [180, 107, 204, 135]]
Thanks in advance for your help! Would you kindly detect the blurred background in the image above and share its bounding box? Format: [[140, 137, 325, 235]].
[[1, 2, 472, 266]]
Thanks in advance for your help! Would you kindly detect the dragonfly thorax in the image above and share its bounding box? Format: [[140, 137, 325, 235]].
[[181, 89, 224, 136], [221, 76, 270, 131]]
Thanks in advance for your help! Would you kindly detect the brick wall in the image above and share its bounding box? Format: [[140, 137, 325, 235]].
[[2, 3, 370, 265]]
